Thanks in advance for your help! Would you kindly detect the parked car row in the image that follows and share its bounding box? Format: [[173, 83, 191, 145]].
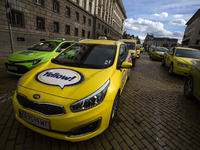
[[6, 39, 133, 142], [148, 45, 200, 102]]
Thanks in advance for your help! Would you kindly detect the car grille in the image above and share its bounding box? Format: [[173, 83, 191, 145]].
[[5, 63, 30, 74], [17, 94, 66, 116]]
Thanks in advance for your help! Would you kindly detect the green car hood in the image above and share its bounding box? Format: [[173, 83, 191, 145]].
[[8, 50, 51, 61]]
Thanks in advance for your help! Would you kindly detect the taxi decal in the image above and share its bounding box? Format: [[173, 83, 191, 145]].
[[35, 68, 84, 89], [19, 51, 36, 55]]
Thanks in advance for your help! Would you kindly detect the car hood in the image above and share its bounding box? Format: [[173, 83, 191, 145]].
[[8, 50, 50, 61], [19, 61, 114, 100], [155, 51, 165, 55], [176, 57, 200, 65]]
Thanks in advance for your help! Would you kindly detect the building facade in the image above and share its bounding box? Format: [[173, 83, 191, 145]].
[[182, 9, 200, 50], [0, 0, 126, 48], [143, 34, 178, 48]]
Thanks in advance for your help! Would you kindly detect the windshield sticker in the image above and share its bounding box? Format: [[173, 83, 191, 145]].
[[19, 51, 35, 55], [35, 68, 84, 89]]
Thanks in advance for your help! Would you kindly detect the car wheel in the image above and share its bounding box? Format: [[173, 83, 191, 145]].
[[169, 63, 174, 75], [109, 93, 119, 126], [161, 58, 165, 66], [184, 77, 194, 99], [127, 68, 131, 80]]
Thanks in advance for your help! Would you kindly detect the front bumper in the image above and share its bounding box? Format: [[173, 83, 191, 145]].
[[12, 88, 113, 142], [173, 65, 190, 76], [152, 54, 163, 60]]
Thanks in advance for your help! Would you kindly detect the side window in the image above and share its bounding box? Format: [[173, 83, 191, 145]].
[[119, 44, 128, 64], [56, 43, 71, 52]]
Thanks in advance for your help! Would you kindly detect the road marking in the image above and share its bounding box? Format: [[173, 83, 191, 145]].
[[0, 96, 13, 103], [154, 104, 167, 150]]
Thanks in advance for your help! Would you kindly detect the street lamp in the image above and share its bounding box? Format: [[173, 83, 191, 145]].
[[5, 0, 14, 53]]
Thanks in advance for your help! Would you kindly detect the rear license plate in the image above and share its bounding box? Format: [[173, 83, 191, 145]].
[[19, 110, 50, 130], [7, 65, 18, 71]]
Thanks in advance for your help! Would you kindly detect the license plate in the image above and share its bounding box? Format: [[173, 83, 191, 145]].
[[19, 110, 50, 130], [7, 65, 18, 71]]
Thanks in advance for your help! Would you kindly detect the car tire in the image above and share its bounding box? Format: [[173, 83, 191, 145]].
[[169, 63, 174, 75], [184, 77, 194, 99], [127, 68, 131, 80], [109, 93, 119, 126], [161, 58, 165, 66]]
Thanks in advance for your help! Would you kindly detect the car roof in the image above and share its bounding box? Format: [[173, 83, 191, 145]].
[[118, 39, 136, 43], [41, 40, 77, 43], [175, 47, 199, 51], [79, 39, 121, 45]]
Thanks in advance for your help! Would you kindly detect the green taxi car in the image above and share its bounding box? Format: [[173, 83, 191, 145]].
[[5, 38, 77, 76], [184, 61, 200, 102]]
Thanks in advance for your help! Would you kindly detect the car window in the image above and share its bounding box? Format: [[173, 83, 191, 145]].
[[156, 47, 168, 52], [123, 42, 135, 50], [27, 41, 60, 52], [56, 42, 74, 52], [52, 43, 117, 69], [119, 44, 128, 64], [175, 49, 200, 59]]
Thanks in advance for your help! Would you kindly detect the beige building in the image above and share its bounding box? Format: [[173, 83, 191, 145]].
[[143, 34, 178, 48], [182, 9, 200, 50], [0, 0, 126, 56]]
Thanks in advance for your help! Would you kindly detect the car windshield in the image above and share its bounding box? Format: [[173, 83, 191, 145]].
[[123, 42, 135, 50], [52, 43, 117, 69], [156, 47, 168, 52], [175, 49, 200, 59], [27, 41, 60, 52]]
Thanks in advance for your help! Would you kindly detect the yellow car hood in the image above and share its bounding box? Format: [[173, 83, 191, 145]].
[[176, 57, 200, 65], [20, 61, 114, 100]]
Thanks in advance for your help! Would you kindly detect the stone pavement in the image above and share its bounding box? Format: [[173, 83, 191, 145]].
[[0, 52, 200, 150]]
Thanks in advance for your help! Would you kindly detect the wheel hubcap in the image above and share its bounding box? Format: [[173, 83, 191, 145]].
[[185, 80, 192, 95]]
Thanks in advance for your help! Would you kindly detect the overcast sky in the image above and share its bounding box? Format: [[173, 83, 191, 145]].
[[121, 0, 200, 44]]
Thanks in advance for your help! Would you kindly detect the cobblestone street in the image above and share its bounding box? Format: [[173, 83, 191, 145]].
[[0, 52, 200, 150]]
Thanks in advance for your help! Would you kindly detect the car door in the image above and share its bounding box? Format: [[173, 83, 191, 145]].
[[117, 44, 129, 93]]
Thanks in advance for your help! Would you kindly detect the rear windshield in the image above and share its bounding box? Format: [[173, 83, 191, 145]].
[[123, 42, 136, 50], [175, 49, 200, 59], [52, 43, 117, 69]]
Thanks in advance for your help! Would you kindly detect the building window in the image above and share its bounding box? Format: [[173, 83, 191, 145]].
[[98, 8, 100, 17], [76, 0, 79, 5], [88, 19, 91, 26], [82, 30, 85, 37], [196, 40, 200, 45], [82, 16, 86, 24], [53, 22, 59, 32], [83, 0, 86, 9], [35, 0, 44, 6], [98, 23, 100, 29], [88, 31, 90, 38], [199, 30, 200, 35], [36, 17, 45, 30], [75, 12, 79, 21], [66, 7, 70, 17], [53, 1, 59, 12], [65, 25, 70, 35], [75, 28, 78, 36], [89, 2, 92, 13], [11, 10, 24, 27], [102, 25, 104, 30]]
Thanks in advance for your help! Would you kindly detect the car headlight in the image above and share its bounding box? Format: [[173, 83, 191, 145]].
[[155, 53, 159, 55], [191, 60, 198, 64], [30, 58, 43, 65], [177, 62, 189, 68], [70, 79, 110, 112]]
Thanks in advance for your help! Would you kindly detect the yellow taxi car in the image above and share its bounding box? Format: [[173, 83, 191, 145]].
[[150, 47, 168, 60], [184, 61, 200, 102], [118, 39, 137, 66], [161, 47, 200, 76], [137, 44, 144, 53], [12, 39, 132, 142]]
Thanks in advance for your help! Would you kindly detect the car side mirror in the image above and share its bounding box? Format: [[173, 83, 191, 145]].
[[169, 52, 173, 55], [121, 62, 132, 68]]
